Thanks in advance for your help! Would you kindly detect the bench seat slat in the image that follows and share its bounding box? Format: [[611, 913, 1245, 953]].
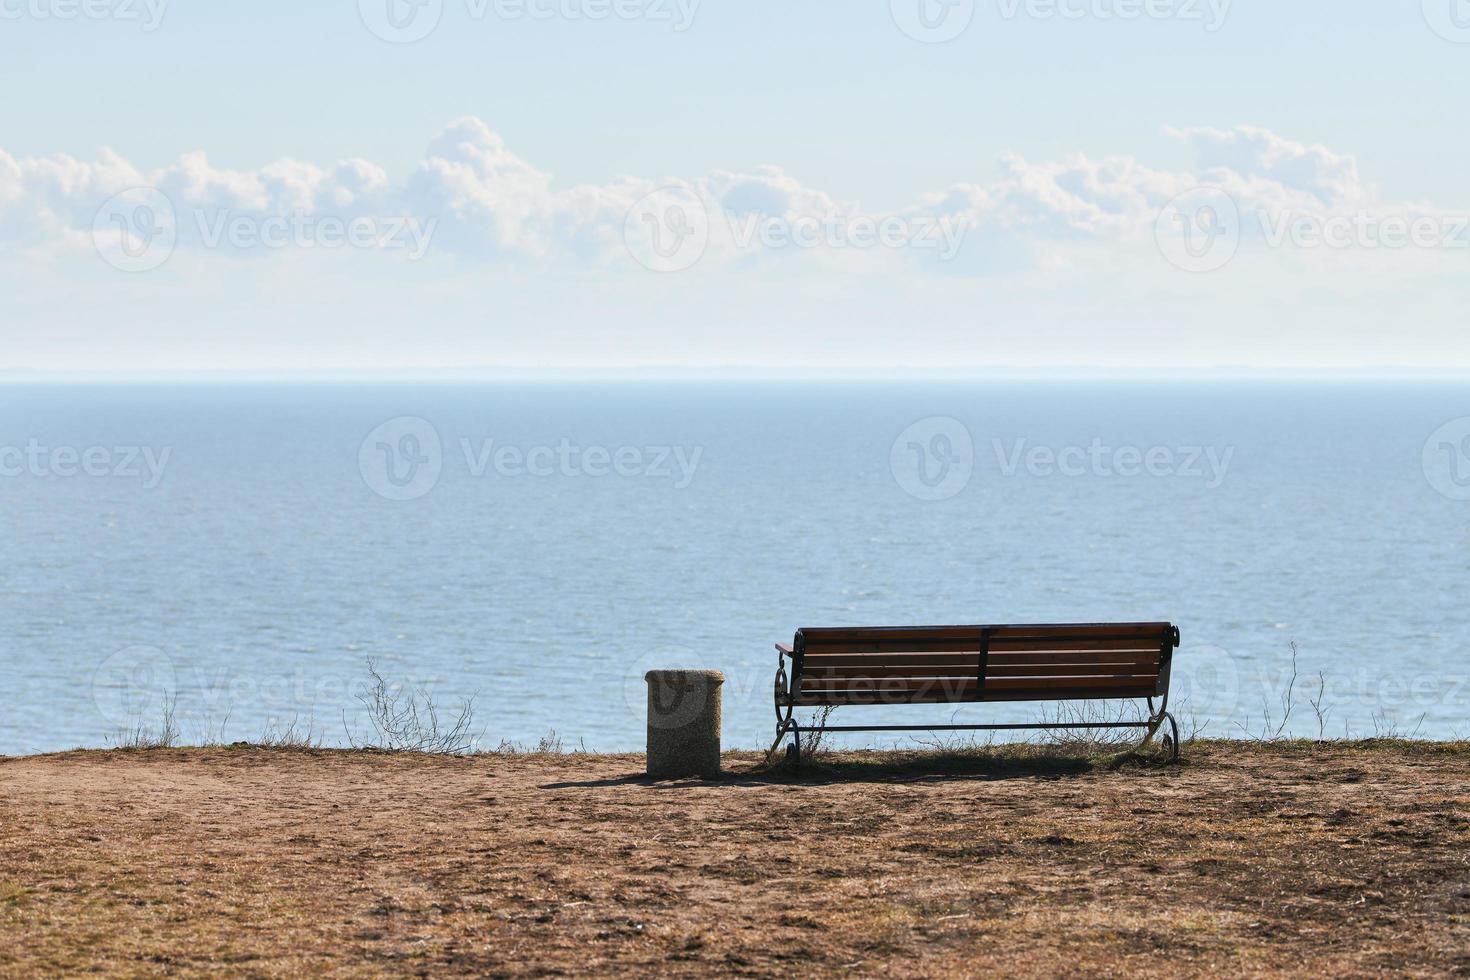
[[802, 664, 986, 680], [985, 663, 1159, 678], [799, 653, 979, 668], [800, 652, 1160, 670], [789, 685, 1159, 706], [801, 639, 993, 655], [991, 623, 1169, 637], [798, 660, 1159, 682], [799, 674, 1157, 694], [988, 638, 1166, 652], [985, 649, 1160, 661]]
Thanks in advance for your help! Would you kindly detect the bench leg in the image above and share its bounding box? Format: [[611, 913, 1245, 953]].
[[1139, 696, 1181, 761], [1160, 711, 1180, 761], [769, 718, 796, 755], [770, 716, 799, 760], [771, 656, 799, 758]]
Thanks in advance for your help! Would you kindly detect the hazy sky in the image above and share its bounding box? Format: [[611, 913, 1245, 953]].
[[3, 0, 1468, 372]]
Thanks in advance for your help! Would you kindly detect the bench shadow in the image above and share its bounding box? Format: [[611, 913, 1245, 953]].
[[538, 752, 1161, 790]]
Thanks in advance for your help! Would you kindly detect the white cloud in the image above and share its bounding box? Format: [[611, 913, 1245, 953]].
[[0, 119, 1462, 273], [0, 146, 144, 245], [1167, 124, 1368, 205]]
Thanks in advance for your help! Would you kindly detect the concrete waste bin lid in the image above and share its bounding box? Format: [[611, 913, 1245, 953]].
[[644, 670, 725, 684]]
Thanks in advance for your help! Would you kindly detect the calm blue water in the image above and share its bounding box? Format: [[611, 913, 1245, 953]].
[[2, 382, 1467, 756]]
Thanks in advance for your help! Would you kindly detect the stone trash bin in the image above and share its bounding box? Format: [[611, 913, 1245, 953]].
[[645, 670, 724, 779]]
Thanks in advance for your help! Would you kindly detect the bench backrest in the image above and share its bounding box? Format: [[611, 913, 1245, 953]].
[[789, 623, 1178, 705]]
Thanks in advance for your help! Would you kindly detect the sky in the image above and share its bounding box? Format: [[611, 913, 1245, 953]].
[[2, 0, 1468, 374]]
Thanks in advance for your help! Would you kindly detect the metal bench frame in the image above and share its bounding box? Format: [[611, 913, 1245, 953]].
[[772, 623, 1182, 761]]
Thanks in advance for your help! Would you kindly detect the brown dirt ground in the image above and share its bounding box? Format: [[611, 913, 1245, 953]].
[[1, 741, 1467, 978]]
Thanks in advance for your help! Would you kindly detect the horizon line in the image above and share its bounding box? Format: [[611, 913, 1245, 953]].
[[3, 365, 1470, 384]]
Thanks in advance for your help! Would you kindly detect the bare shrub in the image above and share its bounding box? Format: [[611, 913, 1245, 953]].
[[110, 694, 180, 750], [800, 705, 838, 761], [343, 660, 480, 754], [481, 730, 585, 755], [1035, 700, 1148, 754], [258, 715, 324, 750], [189, 708, 233, 747], [907, 728, 997, 754], [1179, 708, 1209, 745], [1308, 669, 1333, 741], [1370, 710, 1426, 740], [1235, 641, 1301, 742]]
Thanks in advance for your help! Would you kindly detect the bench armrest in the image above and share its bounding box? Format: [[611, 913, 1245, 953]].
[[775, 642, 795, 657]]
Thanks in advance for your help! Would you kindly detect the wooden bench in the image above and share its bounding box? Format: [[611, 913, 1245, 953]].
[[773, 622, 1181, 760]]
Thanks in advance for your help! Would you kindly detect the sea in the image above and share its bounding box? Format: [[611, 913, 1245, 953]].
[[2, 380, 1467, 756]]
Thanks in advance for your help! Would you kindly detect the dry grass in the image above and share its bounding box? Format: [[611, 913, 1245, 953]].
[[0, 740, 1466, 977]]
